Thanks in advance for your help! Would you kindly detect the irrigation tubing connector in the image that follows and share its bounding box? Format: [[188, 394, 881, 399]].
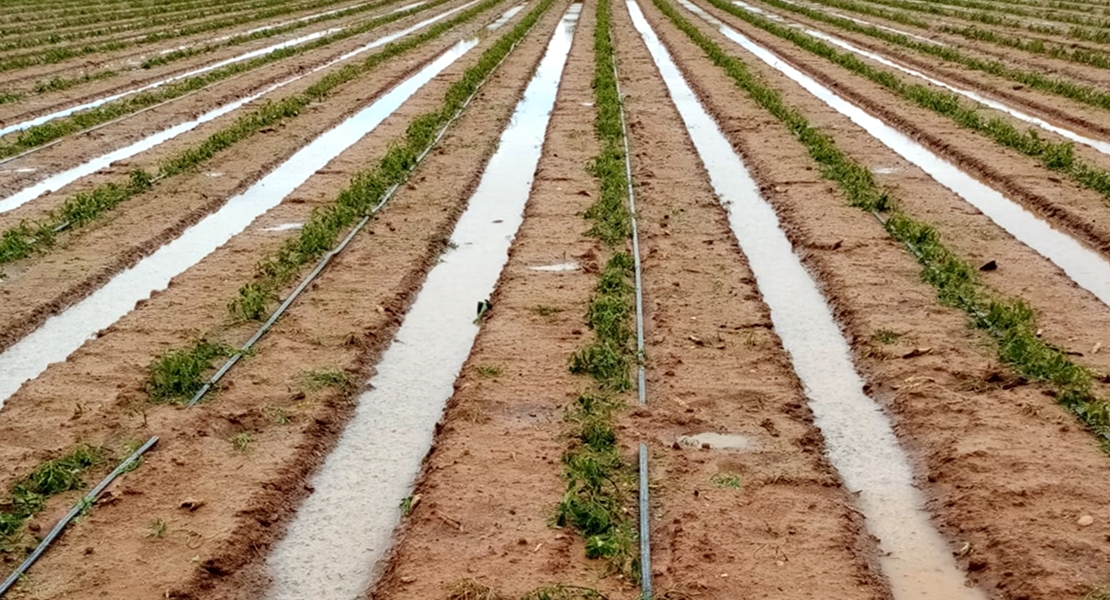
[[609, 22, 652, 599], [0, 436, 159, 597], [187, 9, 543, 407]]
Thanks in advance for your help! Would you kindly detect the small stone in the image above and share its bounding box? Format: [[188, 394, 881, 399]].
[[1078, 515, 1094, 527], [400, 576, 416, 584]]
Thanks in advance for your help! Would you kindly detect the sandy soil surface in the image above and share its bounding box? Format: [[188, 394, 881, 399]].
[[637, 0, 1110, 596]]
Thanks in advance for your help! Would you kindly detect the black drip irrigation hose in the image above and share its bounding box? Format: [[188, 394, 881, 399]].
[[608, 21, 652, 599], [187, 8, 537, 407], [0, 436, 159, 597]]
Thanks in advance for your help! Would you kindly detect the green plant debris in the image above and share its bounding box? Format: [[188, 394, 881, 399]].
[[146, 340, 234, 404], [446, 580, 608, 600], [521, 585, 608, 600], [301, 368, 352, 391], [708, 0, 1110, 214], [871, 328, 902, 344], [231, 431, 253, 453], [148, 518, 167, 539], [531, 304, 563, 317], [658, 0, 1110, 450], [476, 365, 503, 378], [0, 444, 104, 548], [265, 406, 292, 425], [711, 472, 742, 489]]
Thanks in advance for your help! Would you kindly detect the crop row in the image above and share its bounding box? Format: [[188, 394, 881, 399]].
[[0, 0, 297, 32], [797, 0, 1110, 70], [0, 0, 424, 158], [555, 0, 638, 575], [751, 0, 1110, 113], [0, 0, 323, 55], [139, 0, 397, 70], [854, 0, 1110, 31], [799, 0, 1110, 45], [658, 0, 1110, 450], [0, 0, 450, 268], [0, 0, 375, 73], [714, 1, 1110, 219]]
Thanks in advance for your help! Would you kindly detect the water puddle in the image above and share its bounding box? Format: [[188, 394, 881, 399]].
[[679, 0, 1110, 308], [0, 0, 441, 139], [677, 432, 754, 450], [738, 0, 1110, 156], [263, 7, 579, 598], [262, 222, 304, 231], [528, 260, 579, 271], [488, 2, 525, 29], [0, 1, 479, 215], [0, 39, 480, 409], [629, 1, 985, 597]]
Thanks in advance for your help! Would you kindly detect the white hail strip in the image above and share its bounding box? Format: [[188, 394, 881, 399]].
[[679, 0, 1110, 308], [0, 0, 479, 214]]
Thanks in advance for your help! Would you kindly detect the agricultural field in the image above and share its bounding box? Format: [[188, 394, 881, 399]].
[[2, 0, 1110, 595]]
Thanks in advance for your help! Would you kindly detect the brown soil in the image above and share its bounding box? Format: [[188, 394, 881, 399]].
[[0, 0, 492, 356], [637, 0, 1110, 596], [0, 2, 565, 597]]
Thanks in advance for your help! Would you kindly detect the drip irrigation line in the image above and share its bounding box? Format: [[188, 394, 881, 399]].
[[0, 436, 159, 597], [607, 19, 652, 599], [187, 7, 537, 407], [611, 33, 645, 407]]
